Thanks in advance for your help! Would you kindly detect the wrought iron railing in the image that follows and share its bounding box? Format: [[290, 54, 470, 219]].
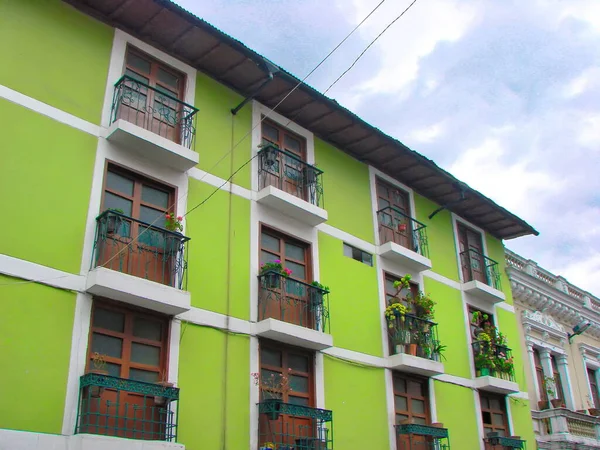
[[395, 424, 450, 449], [258, 401, 333, 450], [388, 314, 441, 361], [460, 249, 501, 290], [472, 341, 515, 382], [75, 373, 179, 441], [258, 271, 330, 333], [91, 210, 190, 289], [110, 75, 198, 149], [257, 143, 324, 208], [377, 206, 429, 258], [484, 436, 526, 449]]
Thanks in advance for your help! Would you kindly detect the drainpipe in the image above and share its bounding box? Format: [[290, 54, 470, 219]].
[[428, 186, 467, 220], [231, 59, 280, 115]]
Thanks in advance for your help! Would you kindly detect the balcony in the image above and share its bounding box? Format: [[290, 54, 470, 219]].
[[258, 401, 333, 450], [533, 408, 600, 448], [75, 373, 179, 442], [107, 75, 199, 171], [86, 211, 191, 315], [377, 207, 431, 272], [460, 250, 505, 304], [256, 271, 333, 350], [472, 341, 519, 394], [483, 436, 527, 449], [387, 314, 444, 376], [256, 144, 327, 226], [395, 424, 450, 450]]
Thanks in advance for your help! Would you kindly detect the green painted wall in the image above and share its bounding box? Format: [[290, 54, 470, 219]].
[[315, 139, 374, 243], [434, 381, 480, 449], [509, 398, 536, 448], [0, 100, 96, 274], [178, 324, 250, 450], [186, 178, 251, 319], [486, 234, 513, 304], [0, 0, 113, 124], [194, 72, 252, 189], [422, 278, 471, 378], [324, 355, 389, 450], [318, 232, 381, 356], [0, 275, 75, 433], [497, 309, 528, 392]]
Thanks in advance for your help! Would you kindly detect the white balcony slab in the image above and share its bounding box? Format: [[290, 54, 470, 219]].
[[106, 119, 199, 171], [462, 280, 506, 304], [256, 185, 327, 226], [255, 318, 333, 350], [86, 267, 191, 316], [474, 375, 520, 394], [387, 353, 445, 377], [378, 241, 432, 272]]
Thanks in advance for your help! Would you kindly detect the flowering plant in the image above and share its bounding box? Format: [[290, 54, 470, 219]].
[[260, 260, 292, 277], [261, 443, 276, 449], [412, 292, 435, 320], [165, 212, 183, 232], [385, 303, 407, 326], [252, 369, 292, 398], [311, 281, 330, 293]]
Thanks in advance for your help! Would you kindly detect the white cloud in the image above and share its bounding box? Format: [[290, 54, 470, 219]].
[[408, 121, 444, 143], [578, 115, 600, 147], [556, 254, 600, 297]]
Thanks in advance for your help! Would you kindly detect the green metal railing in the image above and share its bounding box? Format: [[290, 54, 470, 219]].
[[396, 424, 451, 449], [472, 341, 515, 382], [258, 271, 330, 333], [377, 206, 429, 258], [90, 210, 190, 289], [258, 401, 333, 450], [460, 249, 501, 290], [484, 436, 526, 449], [258, 143, 324, 208], [110, 75, 199, 149], [75, 373, 179, 441], [388, 314, 441, 361]]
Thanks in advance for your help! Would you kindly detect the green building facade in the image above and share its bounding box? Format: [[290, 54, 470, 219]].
[[0, 1, 538, 449]]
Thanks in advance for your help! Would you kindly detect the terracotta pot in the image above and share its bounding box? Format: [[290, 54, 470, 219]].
[[589, 408, 600, 416], [398, 223, 407, 233], [154, 381, 174, 406], [551, 399, 563, 408], [406, 344, 418, 356], [538, 400, 550, 410], [431, 423, 444, 428]]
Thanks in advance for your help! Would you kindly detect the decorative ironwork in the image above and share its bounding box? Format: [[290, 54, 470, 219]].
[[90, 210, 190, 289], [460, 249, 501, 290], [396, 424, 451, 449], [396, 424, 449, 438], [484, 437, 526, 449], [258, 401, 333, 450], [377, 206, 429, 258], [110, 75, 198, 149], [258, 271, 330, 333], [258, 143, 324, 208], [75, 373, 179, 441], [388, 314, 441, 361], [472, 341, 515, 382]]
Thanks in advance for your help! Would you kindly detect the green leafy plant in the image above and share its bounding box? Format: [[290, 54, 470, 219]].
[[106, 208, 124, 214], [432, 341, 448, 361], [165, 212, 183, 232], [260, 260, 293, 277], [311, 281, 330, 293], [542, 376, 556, 397], [412, 291, 435, 320]]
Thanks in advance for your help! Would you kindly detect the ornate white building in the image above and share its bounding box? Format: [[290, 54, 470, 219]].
[[507, 249, 600, 449]]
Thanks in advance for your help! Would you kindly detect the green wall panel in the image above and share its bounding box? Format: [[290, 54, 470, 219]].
[[433, 381, 480, 449], [324, 356, 389, 450], [0, 100, 96, 273], [486, 235, 513, 304], [318, 232, 381, 356], [315, 139, 374, 243], [186, 178, 251, 319], [422, 278, 471, 378], [178, 324, 249, 450], [0, 0, 113, 124], [509, 398, 536, 448], [497, 309, 528, 392], [194, 72, 252, 189], [0, 276, 75, 433]]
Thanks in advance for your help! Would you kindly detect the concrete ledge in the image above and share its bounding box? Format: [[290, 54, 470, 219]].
[[463, 280, 506, 304], [378, 241, 432, 272], [256, 186, 327, 226], [474, 375, 520, 394], [387, 353, 445, 376], [255, 318, 333, 350]]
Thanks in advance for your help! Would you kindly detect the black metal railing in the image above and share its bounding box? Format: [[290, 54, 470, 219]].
[[460, 249, 501, 290], [91, 210, 190, 289], [377, 206, 429, 258], [472, 341, 515, 382], [258, 401, 333, 450], [484, 436, 526, 449], [75, 373, 179, 442], [258, 271, 330, 333], [110, 75, 199, 149], [388, 314, 441, 361], [258, 143, 324, 208], [396, 424, 450, 450]]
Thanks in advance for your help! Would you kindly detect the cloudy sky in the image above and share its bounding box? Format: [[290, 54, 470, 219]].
[[175, 0, 600, 296]]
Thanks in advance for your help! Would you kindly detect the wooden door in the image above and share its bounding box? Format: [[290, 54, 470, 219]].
[[394, 374, 431, 449], [589, 368, 600, 408], [534, 349, 548, 405], [551, 356, 565, 404], [376, 179, 413, 249], [480, 393, 509, 449], [458, 223, 487, 284]]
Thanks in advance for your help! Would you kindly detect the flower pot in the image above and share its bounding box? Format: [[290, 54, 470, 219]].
[[495, 345, 510, 358], [106, 214, 122, 234], [406, 344, 418, 356], [589, 408, 600, 416], [551, 399, 563, 408], [480, 368, 490, 376], [538, 400, 549, 410], [398, 223, 407, 233], [86, 369, 109, 398], [395, 344, 404, 355], [263, 398, 283, 420], [165, 232, 183, 254], [262, 271, 281, 289], [431, 422, 444, 428], [154, 381, 174, 406]]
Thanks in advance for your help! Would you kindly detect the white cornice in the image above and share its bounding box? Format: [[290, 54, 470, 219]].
[[522, 309, 567, 344]]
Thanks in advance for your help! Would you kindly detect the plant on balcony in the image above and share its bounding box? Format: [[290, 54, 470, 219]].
[[260, 260, 292, 288], [165, 212, 183, 232], [412, 292, 435, 321], [474, 333, 495, 376], [309, 281, 330, 309], [87, 352, 109, 398], [105, 208, 124, 234], [260, 442, 276, 450], [252, 369, 292, 420], [154, 369, 175, 406], [164, 213, 185, 253]]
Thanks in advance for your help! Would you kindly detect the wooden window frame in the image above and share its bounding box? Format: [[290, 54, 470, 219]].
[[480, 392, 509, 437], [534, 348, 548, 404], [551, 356, 565, 404], [384, 272, 419, 307], [588, 368, 600, 408], [343, 243, 373, 266], [393, 373, 430, 425], [259, 224, 312, 283], [261, 119, 307, 161]]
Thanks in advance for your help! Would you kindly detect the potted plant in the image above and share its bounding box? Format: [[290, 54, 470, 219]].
[[154, 370, 175, 406], [260, 260, 292, 288], [385, 302, 408, 354], [309, 281, 329, 309], [432, 341, 447, 362], [105, 208, 124, 234], [431, 423, 445, 428], [87, 352, 109, 398], [259, 442, 276, 450], [589, 407, 600, 416], [164, 212, 184, 254], [412, 291, 435, 321], [474, 340, 496, 376], [494, 331, 510, 357], [252, 369, 292, 420], [398, 222, 407, 233]]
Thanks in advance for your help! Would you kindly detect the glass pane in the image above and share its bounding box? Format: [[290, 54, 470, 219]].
[[492, 413, 504, 426], [393, 377, 407, 393], [284, 135, 302, 154], [378, 198, 390, 210], [290, 375, 308, 393], [260, 369, 282, 390], [106, 171, 134, 196], [93, 308, 124, 333], [129, 368, 159, 383], [91, 333, 122, 358], [261, 233, 280, 253], [480, 395, 490, 409], [362, 252, 373, 266], [414, 417, 427, 425], [124, 68, 150, 86], [260, 250, 279, 266], [140, 205, 165, 225], [412, 399, 425, 414], [497, 429, 506, 437], [343, 244, 353, 258], [157, 67, 180, 89], [104, 192, 132, 216], [285, 242, 305, 261], [131, 342, 160, 366], [105, 362, 121, 377], [289, 396, 309, 406], [407, 380, 423, 397], [394, 395, 407, 412], [142, 185, 169, 209], [127, 52, 151, 75], [490, 398, 501, 410], [482, 411, 492, 425], [261, 348, 282, 367], [395, 414, 408, 424], [289, 354, 309, 373], [285, 260, 305, 280], [133, 317, 162, 341], [262, 123, 279, 143]]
